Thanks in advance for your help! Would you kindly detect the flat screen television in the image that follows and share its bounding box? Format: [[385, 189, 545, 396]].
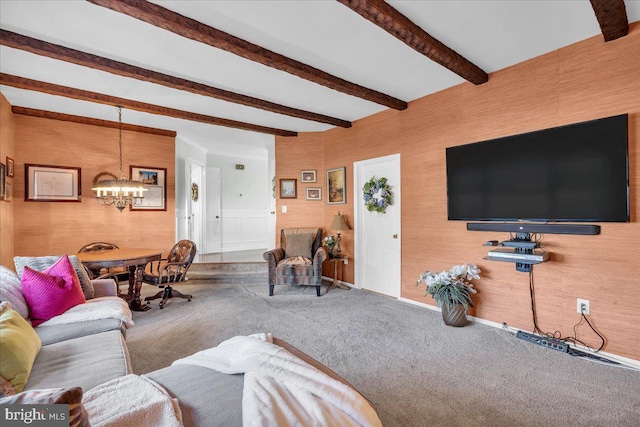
[[446, 114, 629, 223]]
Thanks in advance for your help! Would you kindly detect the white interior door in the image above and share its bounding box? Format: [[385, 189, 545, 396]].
[[206, 166, 222, 253], [355, 154, 401, 298], [188, 161, 204, 252]]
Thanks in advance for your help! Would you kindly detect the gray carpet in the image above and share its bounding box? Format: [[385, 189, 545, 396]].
[[128, 282, 640, 427]]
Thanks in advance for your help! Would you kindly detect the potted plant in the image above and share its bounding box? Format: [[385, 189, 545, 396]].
[[416, 264, 481, 327]]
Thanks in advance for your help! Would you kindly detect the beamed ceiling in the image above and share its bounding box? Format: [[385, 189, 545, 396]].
[[1, 0, 638, 155]]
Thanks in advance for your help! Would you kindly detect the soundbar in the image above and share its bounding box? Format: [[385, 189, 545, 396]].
[[487, 248, 549, 263], [467, 222, 600, 235]]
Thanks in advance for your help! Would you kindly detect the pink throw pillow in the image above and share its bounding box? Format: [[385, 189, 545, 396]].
[[21, 255, 86, 326]]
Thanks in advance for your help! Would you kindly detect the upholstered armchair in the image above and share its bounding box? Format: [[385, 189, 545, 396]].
[[263, 228, 327, 297]]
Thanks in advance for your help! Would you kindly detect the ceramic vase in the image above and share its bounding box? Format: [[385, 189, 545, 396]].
[[441, 303, 468, 327]]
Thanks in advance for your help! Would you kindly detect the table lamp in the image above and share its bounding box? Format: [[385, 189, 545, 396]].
[[330, 211, 350, 256]]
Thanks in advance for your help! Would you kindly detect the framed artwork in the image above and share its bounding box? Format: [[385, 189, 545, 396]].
[[4, 181, 11, 202], [327, 166, 346, 204], [306, 187, 322, 201], [25, 164, 81, 202], [130, 165, 167, 211], [279, 179, 297, 199], [0, 163, 5, 201], [6, 156, 14, 178], [301, 169, 317, 183]]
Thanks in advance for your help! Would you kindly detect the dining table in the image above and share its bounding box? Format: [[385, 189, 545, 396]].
[[77, 248, 163, 312]]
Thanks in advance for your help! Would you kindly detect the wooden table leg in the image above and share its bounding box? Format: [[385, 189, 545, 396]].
[[329, 258, 350, 291], [129, 265, 150, 312]]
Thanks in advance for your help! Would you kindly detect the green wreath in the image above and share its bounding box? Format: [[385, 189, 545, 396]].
[[363, 176, 392, 214]]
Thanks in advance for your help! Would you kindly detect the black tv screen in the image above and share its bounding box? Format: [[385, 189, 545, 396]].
[[446, 114, 629, 222]]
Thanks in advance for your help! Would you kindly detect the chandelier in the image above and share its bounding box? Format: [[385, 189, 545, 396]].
[[92, 106, 147, 211]]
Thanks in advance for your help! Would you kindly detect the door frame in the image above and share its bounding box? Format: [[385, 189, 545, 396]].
[[186, 156, 206, 253], [354, 153, 401, 296]]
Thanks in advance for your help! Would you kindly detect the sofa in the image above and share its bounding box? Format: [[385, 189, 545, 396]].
[[1, 257, 379, 426], [0, 264, 132, 395]]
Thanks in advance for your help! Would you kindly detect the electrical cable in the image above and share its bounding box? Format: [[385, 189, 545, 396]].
[[528, 267, 605, 352]]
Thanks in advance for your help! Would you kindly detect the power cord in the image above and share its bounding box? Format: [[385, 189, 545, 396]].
[[528, 270, 605, 352]]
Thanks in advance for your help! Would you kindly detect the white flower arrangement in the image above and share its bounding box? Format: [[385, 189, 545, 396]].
[[324, 235, 336, 249], [417, 264, 481, 310]]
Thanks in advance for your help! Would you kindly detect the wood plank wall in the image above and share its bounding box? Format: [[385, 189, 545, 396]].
[[275, 23, 640, 360], [11, 114, 176, 257], [0, 94, 15, 268]]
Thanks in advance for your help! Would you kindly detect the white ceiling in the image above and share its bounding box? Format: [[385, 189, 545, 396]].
[[1, 0, 639, 155]]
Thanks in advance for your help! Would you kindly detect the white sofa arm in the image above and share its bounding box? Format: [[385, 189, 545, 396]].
[[91, 278, 118, 297]]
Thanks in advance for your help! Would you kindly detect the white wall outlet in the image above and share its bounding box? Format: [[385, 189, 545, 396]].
[[344, 258, 348, 265], [281, 205, 287, 213], [577, 298, 590, 315]]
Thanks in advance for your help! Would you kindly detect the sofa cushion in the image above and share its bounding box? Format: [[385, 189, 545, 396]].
[[0, 303, 41, 393], [14, 255, 95, 300], [21, 255, 86, 327], [0, 386, 89, 427], [0, 266, 29, 319], [36, 318, 126, 346], [276, 258, 316, 285], [26, 330, 131, 392], [146, 364, 243, 427], [284, 232, 314, 258]]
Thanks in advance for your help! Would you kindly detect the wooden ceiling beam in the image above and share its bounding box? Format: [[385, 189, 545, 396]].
[[0, 29, 347, 128], [338, 0, 488, 85], [0, 73, 297, 137], [86, 0, 407, 110], [589, 0, 629, 42], [11, 106, 177, 137]]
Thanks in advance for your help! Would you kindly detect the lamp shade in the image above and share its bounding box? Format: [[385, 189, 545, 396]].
[[330, 213, 350, 231]]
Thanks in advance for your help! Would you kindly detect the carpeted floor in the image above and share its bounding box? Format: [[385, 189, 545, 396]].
[[127, 281, 640, 427]]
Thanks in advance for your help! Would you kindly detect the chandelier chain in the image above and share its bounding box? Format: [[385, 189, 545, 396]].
[[117, 105, 124, 179]]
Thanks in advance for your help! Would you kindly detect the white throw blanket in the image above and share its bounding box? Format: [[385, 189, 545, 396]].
[[38, 296, 134, 328], [172, 333, 382, 427], [83, 374, 182, 427]]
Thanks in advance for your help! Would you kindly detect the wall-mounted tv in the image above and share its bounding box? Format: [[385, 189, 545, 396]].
[[446, 114, 629, 223]]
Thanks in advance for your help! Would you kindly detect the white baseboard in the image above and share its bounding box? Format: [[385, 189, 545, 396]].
[[398, 297, 640, 370]]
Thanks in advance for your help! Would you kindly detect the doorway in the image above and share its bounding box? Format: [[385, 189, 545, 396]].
[[354, 154, 401, 298]]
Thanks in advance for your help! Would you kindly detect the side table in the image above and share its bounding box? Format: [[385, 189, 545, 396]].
[[328, 255, 350, 291]]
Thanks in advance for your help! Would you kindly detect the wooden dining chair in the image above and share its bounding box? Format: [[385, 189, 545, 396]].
[[78, 242, 130, 281], [142, 240, 197, 309]]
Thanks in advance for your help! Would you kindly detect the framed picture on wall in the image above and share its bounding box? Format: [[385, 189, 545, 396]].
[[280, 179, 297, 199], [25, 164, 81, 202], [327, 166, 346, 204], [6, 156, 14, 178], [306, 187, 322, 201], [0, 163, 5, 201], [129, 165, 167, 211], [301, 170, 317, 183], [4, 181, 11, 202]]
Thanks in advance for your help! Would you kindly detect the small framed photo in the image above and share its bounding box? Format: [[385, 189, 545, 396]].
[[0, 163, 5, 201], [4, 181, 11, 202], [327, 166, 346, 204], [279, 179, 297, 199], [301, 169, 317, 183], [25, 164, 81, 202], [306, 187, 322, 201], [130, 166, 167, 211], [6, 156, 14, 178]]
